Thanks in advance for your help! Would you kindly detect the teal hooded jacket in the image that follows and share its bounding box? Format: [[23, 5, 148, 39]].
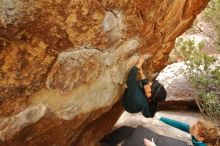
[[160, 117, 207, 146]]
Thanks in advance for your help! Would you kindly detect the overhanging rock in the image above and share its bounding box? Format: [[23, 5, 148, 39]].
[[0, 0, 209, 145]]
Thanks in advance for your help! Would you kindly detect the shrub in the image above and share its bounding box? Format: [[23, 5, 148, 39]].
[[175, 38, 220, 124], [203, 0, 220, 51]]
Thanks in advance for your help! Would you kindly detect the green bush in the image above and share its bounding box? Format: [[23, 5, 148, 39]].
[[175, 38, 220, 123], [203, 0, 220, 51]]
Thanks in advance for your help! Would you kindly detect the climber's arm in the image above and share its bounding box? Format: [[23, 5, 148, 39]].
[[159, 117, 190, 133], [126, 66, 139, 87]]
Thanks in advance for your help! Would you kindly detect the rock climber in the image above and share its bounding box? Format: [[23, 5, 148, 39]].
[[121, 56, 167, 118]]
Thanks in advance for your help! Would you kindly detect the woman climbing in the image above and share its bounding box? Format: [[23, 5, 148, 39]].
[[121, 56, 167, 118]]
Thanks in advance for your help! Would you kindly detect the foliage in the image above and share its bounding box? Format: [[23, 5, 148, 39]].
[[175, 38, 220, 122], [203, 0, 220, 51]]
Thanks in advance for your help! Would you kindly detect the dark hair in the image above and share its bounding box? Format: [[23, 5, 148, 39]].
[[148, 80, 167, 117], [151, 80, 167, 102]]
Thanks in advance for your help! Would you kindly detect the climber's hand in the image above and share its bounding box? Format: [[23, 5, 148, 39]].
[[144, 138, 156, 146], [136, 55, 145, 68]]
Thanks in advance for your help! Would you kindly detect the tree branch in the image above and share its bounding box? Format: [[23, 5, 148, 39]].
[[194, 24, 219, 45]]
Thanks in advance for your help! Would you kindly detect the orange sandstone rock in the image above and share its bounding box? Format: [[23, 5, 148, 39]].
[[0, 0, 209, 145]]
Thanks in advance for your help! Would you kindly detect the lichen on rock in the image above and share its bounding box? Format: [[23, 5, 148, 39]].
[[46, 48, 104, 92]]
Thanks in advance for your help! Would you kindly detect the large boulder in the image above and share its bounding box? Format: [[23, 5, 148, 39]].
[[157, 62, 197, 110], [0, 0, 209, 146]]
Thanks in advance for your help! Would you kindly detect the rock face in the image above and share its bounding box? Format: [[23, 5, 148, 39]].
[[0, 0, 209, 146]]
